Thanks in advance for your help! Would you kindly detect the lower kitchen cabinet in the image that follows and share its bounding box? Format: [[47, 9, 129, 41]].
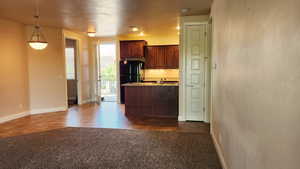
[[124, 86, 178, 118]]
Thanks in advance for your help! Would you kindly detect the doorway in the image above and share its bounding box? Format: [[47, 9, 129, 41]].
[[182, 23, 211, 122], [97, 42, 117, 102], [65, 39, 78, 106]]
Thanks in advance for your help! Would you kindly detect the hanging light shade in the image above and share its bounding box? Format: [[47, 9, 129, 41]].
[[28, 15, 48, 50], [87, 31, 96, 37]]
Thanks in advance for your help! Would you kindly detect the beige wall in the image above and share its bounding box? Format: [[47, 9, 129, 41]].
[[27, 26, 67, 111], [0, 19, 29, 118], [0, 19, 94, 119], [211, 0, 300, 169]]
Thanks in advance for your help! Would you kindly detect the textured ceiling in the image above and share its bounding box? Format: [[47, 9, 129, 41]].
[[0, 0, 212, 37]]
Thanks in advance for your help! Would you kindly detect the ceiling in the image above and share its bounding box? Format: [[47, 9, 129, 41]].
[[0, 0, 212, 37]]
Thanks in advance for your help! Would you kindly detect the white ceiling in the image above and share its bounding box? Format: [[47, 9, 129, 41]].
[[0, 0, 212, 37]]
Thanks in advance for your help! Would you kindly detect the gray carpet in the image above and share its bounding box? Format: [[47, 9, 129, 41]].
[[0, 128, 222, 169]]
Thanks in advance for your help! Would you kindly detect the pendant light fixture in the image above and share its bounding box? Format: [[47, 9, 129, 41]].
[[87, 31, 96, 37], [28, 0, 48, 50]]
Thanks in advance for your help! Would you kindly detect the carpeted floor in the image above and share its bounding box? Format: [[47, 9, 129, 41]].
[[0, 128, 222, 169]]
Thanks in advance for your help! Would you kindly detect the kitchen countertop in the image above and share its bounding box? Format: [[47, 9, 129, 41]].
[[122, 82, 179, 87]]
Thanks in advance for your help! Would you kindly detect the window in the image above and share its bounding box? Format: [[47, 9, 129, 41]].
[[65, 47, 76, 80]]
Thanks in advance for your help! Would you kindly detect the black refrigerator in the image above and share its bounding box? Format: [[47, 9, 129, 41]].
[[120, 60, 144, 104]]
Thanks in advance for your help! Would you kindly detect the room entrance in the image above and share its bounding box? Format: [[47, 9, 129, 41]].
[[181, 22, 211, 122], [65, 39, 78, 106], [96, 42, 117, 102]]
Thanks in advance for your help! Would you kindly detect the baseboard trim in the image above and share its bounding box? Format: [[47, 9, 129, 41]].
[[81, 99, 94, 105], [30, 107, 67, 115], [178, 115, 186, 121], [0, 111, 29, 124], [211, 131, 229, 169]]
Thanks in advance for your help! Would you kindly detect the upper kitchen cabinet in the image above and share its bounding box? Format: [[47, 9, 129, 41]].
[[120, 40, 147, 59], [166, 45, 179, 69], [145, 45, 179, 69]]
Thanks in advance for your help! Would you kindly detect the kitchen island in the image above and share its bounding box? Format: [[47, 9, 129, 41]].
[[123, 83, 179, 119]]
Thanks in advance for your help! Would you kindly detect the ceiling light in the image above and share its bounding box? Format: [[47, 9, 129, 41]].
[[130, 26, 139, 32], [28, 0, 48, 50], [181, 8, 190, 13], [139, 32, 145, 36], [28, 22, 48, 50], [87, 32, 96, 37]]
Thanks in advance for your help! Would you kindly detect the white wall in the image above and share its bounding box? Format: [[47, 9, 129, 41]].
[[211, 0, 300, 169]]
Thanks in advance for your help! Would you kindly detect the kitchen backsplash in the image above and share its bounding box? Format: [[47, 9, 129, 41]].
[[143, 69, 179, 81]]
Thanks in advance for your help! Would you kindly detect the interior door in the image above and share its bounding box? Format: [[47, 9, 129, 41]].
[[185, 25, 207, 121]]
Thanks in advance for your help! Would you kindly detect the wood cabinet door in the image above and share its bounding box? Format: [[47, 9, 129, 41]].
[[120, 42, 129, 59], [145, 45, 179, 69], [120, 41, 146, 59], [145, 46, 166, 69], [145, 46, 164, 69], [145, 47, 156, 68], [155, 47, 166, 68], [166, 46, 179, 69], [132, 41, 145, 58]]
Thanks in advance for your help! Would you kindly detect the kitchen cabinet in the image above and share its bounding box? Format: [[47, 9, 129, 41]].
[[145, 45, 179, 69], [124, 85, 178, 118], [120, 40, 147, 59], [166, 45, 179, 68]]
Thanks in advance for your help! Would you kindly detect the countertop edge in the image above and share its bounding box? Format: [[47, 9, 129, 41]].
[[122, 83, 179, 87]]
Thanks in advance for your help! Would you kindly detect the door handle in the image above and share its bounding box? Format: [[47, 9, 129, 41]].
[[186, 84, 194, 87]]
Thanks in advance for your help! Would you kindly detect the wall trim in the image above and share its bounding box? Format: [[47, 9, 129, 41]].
[[63, 32, 83, 106], [211, 130, 229, 169], [81, 99, 94, 105], [30, 107, 67, 115], [178, 115, 186, 121], [0, 111, 30, 124]]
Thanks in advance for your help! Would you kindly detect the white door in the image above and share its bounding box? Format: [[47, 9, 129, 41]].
[[185, 25, 208, 121]]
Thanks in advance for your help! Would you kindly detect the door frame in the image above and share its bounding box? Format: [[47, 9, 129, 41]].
[[179, 16, 211, 122], [209, 16, 214, 129], [94, 39, 120, 104], [63, 37, 82, 106], [95, 43, 101, 104]]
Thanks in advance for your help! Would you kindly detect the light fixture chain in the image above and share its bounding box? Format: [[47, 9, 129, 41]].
[[28, 0, 48, 50], [36, 0, 39, 17]]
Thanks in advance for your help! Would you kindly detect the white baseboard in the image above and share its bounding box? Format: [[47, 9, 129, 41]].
[[178, 115, 186, 121], [211, 130, 229, 169], [30, 107, 67, 115], [0, 111, 29, 124], [81, 99, 94, 104]]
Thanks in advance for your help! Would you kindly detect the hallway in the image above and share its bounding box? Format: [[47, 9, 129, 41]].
[[0, 102, 209, 138]]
